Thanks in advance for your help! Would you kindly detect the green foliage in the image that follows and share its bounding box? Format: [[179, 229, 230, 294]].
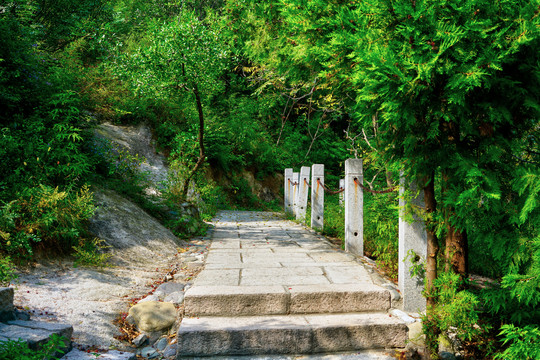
[[320, 196, 344, 246], [0, 334, 67, 360], [88, 137, 146, 182], [423, 272, 493, 358], [0, 185, 95, 259], [73, 237, 112, 268], [0, 256, 18, 287], [364, 192, 399, 279], [495, 324, 540, 360]]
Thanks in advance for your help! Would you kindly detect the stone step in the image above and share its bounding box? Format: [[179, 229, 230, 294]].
[[176, 313, 408, 357], [0, 320, 73, 355], [184, 284, 391, 317]]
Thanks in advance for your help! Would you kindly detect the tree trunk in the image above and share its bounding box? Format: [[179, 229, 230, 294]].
[[181, 82, 205, 198], [441, 171, 469, 278], [445, 222, 468, 277], [423, 173, 441, 359], [423, 174, 439, 308]]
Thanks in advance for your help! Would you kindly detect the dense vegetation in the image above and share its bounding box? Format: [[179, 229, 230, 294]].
[[1, 0, 539, 358]]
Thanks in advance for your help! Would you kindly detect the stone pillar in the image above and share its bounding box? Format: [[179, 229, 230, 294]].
[[296, 166, 310, 222], [339, 179, 345, 206], [284, 168, 293, 215], [311, 164, 324, 230], [344, 159, 363, 256], [292, 172, 299, 216], [399, 176, 427, 313]]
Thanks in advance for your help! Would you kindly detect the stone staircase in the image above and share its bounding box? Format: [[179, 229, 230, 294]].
[[0, 287, 72, 355], [175, 211, 408, 358]]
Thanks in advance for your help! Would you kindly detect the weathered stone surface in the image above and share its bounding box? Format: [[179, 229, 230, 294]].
[[128, 301, 177, 332], [88, 189, 186, 266], [177, 315, 312, 356], [140, 346, 159, 359], [6, 320, 73, 340], [311, 164, 325, 230], [288, 284, 390, 314], [162, 343, 177, 358], [163, 291, 185, 305], [62, 349, 136, 360], [398, 177, 427, 313], [0, 321, 72, 352], [324, 266, 372, 284], [308, 313, 408, 353], [154, 337, 168, 351], [296, 166, 310, 221], [177, 313, 407, 357], [192, 269, 240, 286], [184, 286, 288, 317], [284, 168, 293, 215], [344, 159, 363, 256], [0, 288, 14, 321], [154, 283, 184, 297], [132, 333, 148, 347], [389, 309, 416, 324]]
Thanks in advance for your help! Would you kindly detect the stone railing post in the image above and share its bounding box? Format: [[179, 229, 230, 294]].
[[284, 168, 293, 215], [296, 166, 310, 221], [339, 179, 345, 206], [292, 172, 299, 216], [311, 164, 324, 230], [399, 176, 427, 313], [344, 159, 363, 255]]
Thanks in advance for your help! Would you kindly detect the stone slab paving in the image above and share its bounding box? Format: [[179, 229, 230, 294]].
[[184, 211, 392, 316], [179, 211, 408, 357]]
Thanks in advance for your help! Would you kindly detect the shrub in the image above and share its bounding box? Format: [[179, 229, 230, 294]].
[[0, 256, 17, 287], [0, 185, 95, 259], [496, 324, 540, 360], [73, 237, 112, 268], [0, 334, 67, 360]]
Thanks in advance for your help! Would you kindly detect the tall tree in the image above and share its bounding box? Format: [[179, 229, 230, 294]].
[[115, 10, 229, 197]]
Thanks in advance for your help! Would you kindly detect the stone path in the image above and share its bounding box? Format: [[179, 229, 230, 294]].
[[178, 211, 407, 358]]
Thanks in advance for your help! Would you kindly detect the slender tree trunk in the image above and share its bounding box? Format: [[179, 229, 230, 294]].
[[423, 173, 441, 359], [423, 173, 439, 308], [445, 221, 468, 277], [181, 82, 205, 198], [441, 171, 469, 278]]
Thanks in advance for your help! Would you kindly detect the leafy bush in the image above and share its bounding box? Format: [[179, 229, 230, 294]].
[[422, 272, 486, 358], [364, 192, 399, 279], [0, 185, 95, 259], [0, 256, 17, 287], [0, 334, 67, 360], [73, 237, 112, 268], [88, 137, 146, 182], [495, 324, 540, 360]]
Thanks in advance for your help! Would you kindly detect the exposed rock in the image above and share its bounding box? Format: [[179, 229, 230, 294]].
[[0, 287, 14, 322], [162, 343, 177, 358], [389, 309, 416, 324], [137, 295, 159, 304], [62, 349, 136, 360], [154, 337, 168, 351], [128, 302, 176, 332], [139, 346, 159, 359], [94, 122, 168, 190], [89, 189, 186, 267], [132, 333, 148, 348], [154, 283, 184, 297], [163, 292, 184, 305], [0, 320, 72, 355]]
